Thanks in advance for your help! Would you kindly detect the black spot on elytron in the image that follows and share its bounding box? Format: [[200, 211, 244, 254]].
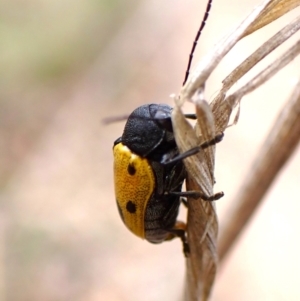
[[126, 201, 136, 213], [127, 163, 136, 175]]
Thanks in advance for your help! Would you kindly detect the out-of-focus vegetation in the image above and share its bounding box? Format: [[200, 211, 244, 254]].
[[0, 0, 132, 186]]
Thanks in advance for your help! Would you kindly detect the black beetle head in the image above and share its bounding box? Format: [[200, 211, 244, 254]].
[[121, 104, 176, 160]]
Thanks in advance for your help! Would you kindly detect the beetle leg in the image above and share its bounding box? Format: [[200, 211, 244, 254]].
[[169, 190, 224, 201], [154, 112, 197, 132], [180, 197, 188, 207], [167, 221, 190, 257], [184, 113, 197, 120], [162, 132, 224, 165]]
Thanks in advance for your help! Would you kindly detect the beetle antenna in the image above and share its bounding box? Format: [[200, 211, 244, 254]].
[[103, 112, 197, 125], [182, 0, 213, 86], [102, 114, 130, 124]]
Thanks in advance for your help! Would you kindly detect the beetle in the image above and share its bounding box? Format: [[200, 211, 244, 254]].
[[113, 103, 223, 255]]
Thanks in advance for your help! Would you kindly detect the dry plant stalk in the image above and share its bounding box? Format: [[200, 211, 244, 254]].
[[171, 0, 300, 300], [218, 79, 300, 262]]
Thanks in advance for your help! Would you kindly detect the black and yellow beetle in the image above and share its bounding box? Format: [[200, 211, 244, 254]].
[[113, 103, 223, 255]]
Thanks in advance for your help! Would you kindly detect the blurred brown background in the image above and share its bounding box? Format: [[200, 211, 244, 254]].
[[1, 0, 299, 300]]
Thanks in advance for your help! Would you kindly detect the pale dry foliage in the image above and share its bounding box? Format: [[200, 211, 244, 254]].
[[171, 0, 300, 300]]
